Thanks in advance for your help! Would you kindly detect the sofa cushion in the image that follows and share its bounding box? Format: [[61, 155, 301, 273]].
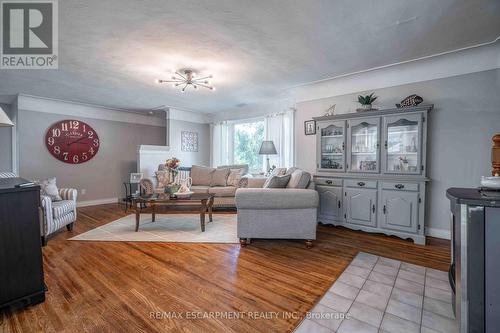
[[191, 185, 210, 194], [209, 186, 237, 197], [211, 168, 230, 186], [52, 200, 75, 219], [40, 177, 62, 201], [263, 174, 291, 188], [191, 165, 215, 186], [235, 188, 319, 209], [287, 169, 311, 189], [217, 164, 249, 175], [227, 168, 244, 187]]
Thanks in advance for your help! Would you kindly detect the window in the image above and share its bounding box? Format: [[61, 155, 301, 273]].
[[233, 120, 264, 171]]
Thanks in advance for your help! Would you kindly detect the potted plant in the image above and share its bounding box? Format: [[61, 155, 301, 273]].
[[357, 93, 378, 112]]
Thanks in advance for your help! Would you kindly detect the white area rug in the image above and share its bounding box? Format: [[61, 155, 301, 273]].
[[70, 214, 238, 243]]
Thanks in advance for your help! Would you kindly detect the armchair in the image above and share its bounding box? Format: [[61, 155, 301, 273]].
[[40, 188, 78, 246]]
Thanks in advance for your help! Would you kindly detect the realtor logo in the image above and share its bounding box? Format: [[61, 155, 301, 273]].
[[1, 0, 58, 69]]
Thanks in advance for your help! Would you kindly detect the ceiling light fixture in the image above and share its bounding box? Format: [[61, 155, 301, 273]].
[[156, 69, 215, 92]]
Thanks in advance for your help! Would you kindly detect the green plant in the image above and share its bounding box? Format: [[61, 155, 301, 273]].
[[358, 93, 378, 105]]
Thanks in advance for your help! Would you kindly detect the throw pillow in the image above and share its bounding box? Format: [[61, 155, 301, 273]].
[[191, 165, 215, 186], [40, 177, 62, 201], [263, 174, 291, 188], [270, 167, 287, 177], [286, 167, 299, 175], [287, 169, 311, 189], [211, 168, 230, 186], [227, 168, 244, 187]]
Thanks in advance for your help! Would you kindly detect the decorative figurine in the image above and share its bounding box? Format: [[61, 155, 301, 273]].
[[324, 104, 336, 116], [396, 94, 423, 108]]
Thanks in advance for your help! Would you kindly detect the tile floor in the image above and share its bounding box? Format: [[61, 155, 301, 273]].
[[295, 252, 458, 333]]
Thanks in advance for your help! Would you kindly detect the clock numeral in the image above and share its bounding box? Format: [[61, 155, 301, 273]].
[[89, 147, 95, 155], [88, 131, 94, 139], [61, 123, 68, 131], [53, 146, 60, 154], [93, 138, 99, 147], [63, 152, 68, 161], [70, 121, 79, 130], [82, 152, 88, 161], [52, 128, 61, 137], [83, 124, 86, 133], [47, 137, 55, 146], [73, 155, 79, 163]]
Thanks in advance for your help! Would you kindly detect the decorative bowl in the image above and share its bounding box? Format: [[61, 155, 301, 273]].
[[480, 176, 500, 189], [173, 191, 194, 198]]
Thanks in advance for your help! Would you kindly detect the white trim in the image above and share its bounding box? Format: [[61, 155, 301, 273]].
[[16, 94, 167, 127], [168, 107, 210, 124], [425, 227, 451, 240], [137, 145, 170, 153], [77, 197, 119, 208], [289, 39, 500, 103]]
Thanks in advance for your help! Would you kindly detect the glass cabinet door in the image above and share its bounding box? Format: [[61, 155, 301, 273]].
[[348, 118, 380, 172], [383, 114, 422, 174], [318, 121, 345, 171]]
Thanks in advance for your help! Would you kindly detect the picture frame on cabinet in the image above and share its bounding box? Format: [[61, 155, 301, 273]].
[[304, 120, 316, 135]]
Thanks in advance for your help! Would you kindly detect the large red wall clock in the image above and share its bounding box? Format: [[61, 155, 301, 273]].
[[45, 119, 100, 164]]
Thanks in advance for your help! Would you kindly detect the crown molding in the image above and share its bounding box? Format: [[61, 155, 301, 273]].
[[289, 38, 500, 103], [16, 94, 167, 127]]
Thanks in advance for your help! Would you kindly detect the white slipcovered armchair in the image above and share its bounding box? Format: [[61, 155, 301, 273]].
[[40, 188, 78, 246]]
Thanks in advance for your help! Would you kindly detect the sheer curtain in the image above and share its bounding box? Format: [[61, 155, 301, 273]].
[[265, 108, 295, 169], [210, 121, 231, 167]]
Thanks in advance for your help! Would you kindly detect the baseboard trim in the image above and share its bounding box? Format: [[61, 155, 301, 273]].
[[425, 227, 451, 240], [77, 198, 119, 207]]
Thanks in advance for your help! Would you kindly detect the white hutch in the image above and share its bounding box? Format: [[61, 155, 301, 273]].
[[313, 105, 432, 244]]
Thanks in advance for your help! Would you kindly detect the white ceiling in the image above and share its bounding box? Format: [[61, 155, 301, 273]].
[[0, 0, 499, 114]]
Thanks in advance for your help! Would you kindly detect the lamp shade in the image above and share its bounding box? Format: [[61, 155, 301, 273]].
[[0, 107, 13, 127], [259, 141, 277, 155]]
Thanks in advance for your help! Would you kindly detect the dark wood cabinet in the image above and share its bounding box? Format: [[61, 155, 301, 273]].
[[0, 178, 46, 311]]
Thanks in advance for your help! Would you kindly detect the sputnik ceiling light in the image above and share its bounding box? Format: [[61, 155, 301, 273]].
[[156, 69, 215, 92]]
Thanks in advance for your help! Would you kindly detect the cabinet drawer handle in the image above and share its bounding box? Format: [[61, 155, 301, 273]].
[[372, 204, 375, 213], [357, 182, 365, 187], [395, 184, 405, 189], [383, 205, 387, 214], [338, 201, 341, 209], [325, 180, 333, 185]]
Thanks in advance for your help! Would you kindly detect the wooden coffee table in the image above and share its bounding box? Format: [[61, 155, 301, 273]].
[[132, 193, 215, 232]]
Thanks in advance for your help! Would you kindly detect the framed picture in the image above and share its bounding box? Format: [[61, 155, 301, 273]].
[[130, 173, 143, 184], [181, 131, 199, 152], [304, 120, 316, 135]]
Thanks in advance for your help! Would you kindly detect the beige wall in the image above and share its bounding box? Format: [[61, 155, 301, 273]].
[[18, 110, 166, 202], [295, 69, 500, 237]]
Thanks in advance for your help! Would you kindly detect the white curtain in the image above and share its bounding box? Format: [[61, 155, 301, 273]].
[[210, 121, 230, 167], [265, 108, 295, 169]]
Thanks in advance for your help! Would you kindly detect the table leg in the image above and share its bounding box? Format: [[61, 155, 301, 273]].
[[152, 204, 156, 222], [200, 199, 207, 232], [208, 196, 214, 222], [135, 208, 140, 232]]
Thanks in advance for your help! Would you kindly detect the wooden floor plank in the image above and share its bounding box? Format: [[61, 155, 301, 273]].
[[1, 204, 450, 333]]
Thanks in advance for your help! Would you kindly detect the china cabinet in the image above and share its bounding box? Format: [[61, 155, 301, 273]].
[[313, 105, 432, 244]]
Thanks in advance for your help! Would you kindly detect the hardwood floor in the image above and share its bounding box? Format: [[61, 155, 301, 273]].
[[0, 204, 450, 333]]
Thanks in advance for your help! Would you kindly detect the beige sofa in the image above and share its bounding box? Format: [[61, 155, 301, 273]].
[[156, 164, 252, 208], [185, 164, 252, 208]]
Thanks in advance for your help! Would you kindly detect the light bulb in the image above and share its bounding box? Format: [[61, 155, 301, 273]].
[[155, 79, 161, 84], [211, 87, 216, 91]]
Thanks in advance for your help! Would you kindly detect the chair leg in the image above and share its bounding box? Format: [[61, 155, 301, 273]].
[[239, 238, 247, 247], [41, 236, 47, 247], [305, 240, 313, 248], [66, 222, 74, 231]]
